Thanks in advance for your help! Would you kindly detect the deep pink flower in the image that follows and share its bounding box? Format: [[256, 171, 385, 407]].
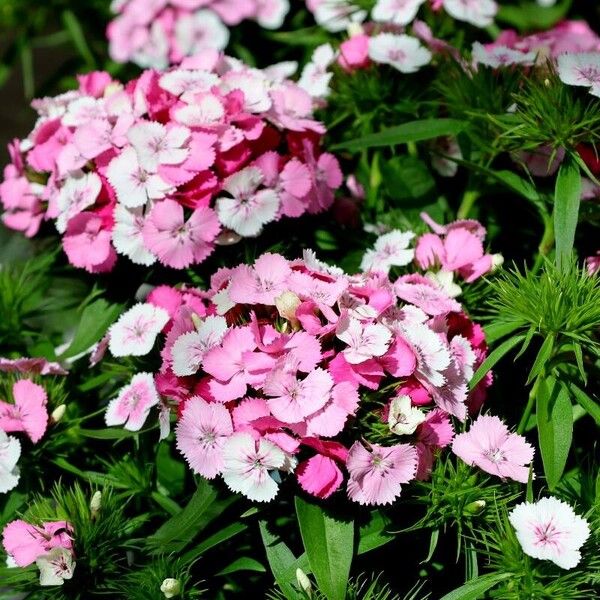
[[3, 520, 73, 567], [0, 379, 48, 443]]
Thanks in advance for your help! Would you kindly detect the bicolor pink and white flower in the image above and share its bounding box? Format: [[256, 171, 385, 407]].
[[105, 372, 161, 431], [557, 53, 600, 98], [368, 34, 432, 73], [509, 497, 590, 569], [0, 379, 48, 444], [452, 414, 534, 482]]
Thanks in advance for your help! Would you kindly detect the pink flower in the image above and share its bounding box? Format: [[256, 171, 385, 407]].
[[0, 165, 45, 238], [336, 315, 392, 364], [228, 253, 292, 305], [0, 357, 67, 376], [415, 408, 454, 479], [264, 368, 333, 424], [128, 121, 190, 172], [3, 520, 73, 567], [143, 199, 220, 269], [338, 34, 370, 72], [509, 497, 590, 570], [0, 379, 48, 444], [221, 432, 286, 502], [586, 251, 600, 275], [176, 396, 233, 478], [452, 414, 534, 482], [346, 441, 418, 505], [109, 302, 170, 357], [105, 372, 160, 431], [216, 167, 279, 236], [394, 276, 461, 315], [297, 454, 343, 499], [56, 172, 102, 233], [305, 381, 360, 437], [62, 212, 117, 273]]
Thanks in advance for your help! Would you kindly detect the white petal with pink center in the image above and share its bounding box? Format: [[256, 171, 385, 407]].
[[56, 172, 102, 233], [112, 205, 157, 266]]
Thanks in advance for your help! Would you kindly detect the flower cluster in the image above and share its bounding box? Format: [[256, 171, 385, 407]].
[[2, 518, 75, 585], [101, 247, 505, 504], [108, 0, 290, 69], [0, 53, 342, 272]]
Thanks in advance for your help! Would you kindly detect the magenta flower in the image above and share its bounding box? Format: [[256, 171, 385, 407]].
[[0, 379, 48, 444], [176, 396, 233, 479], [452, 415, 534, 482], [143, 199, 220, 269], [297, 454, 344, 499], [347, 441, 418, 505]]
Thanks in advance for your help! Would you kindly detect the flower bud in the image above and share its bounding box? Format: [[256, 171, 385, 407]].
[[296, 568, 312, 597], [190, 313, 203, 331], [275, 291, 301, 328], [491, 253, 504, 270], [160, 578, 181, 598], [50, 404, 66, 424], [463, 500, 486, 516], [90, 491, 102, 517]]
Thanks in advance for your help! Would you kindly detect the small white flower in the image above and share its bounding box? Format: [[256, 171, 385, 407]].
[[298, 46, 337, 98], [105, 372, 161, 431], [172, 316, 228, 376], [472, 42, 536, 68], [313, 0, 366, 33], [443, 0, 497, 28], [175, 10, 230, 56], [360, 230, 415, 274], [368, 33, 431, 73], [36, 547, 75, 586], [372, 0, 426, 26], [557, 53, 600, 96], [509, 497, 590, 569], [388, 395, 426, 435], [108, 303, 170, 357], [337, 315, 392, 364], [0, 430, 20, 494]]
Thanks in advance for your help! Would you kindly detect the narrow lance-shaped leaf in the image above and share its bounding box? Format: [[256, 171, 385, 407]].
[[554, 155, 581, 272], [439, 572, 513, 600], [470, 334, 526, 390]]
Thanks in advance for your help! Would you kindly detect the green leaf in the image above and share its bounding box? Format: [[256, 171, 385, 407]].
[[569, 382, 600, 426], [148, 480, 235, 553], [554, 156, 581, 272], [482, 321, 521, 344], [332, 119, 466, 152], [260, 520, 309, 600], [492, 170, 541, 203], [357, 510, 394, 555], [59, 299, 122, 360], [182, 522, 248, 562], [536, 377, 573, 490], [439, 572, 513, 600], [218, 557, 266, 576], [526, 334, 555, 385], [295, 496, 354, 600], [470, 334, 525, 390], [62, 10, 96, 68], [497, 0, 572, 31], [382, 156, 436, 203]]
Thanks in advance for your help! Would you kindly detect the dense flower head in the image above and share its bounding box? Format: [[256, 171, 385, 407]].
[[103, 250, 490, 504], [0, 53, 342, 271], [107, 0, 291, 69]]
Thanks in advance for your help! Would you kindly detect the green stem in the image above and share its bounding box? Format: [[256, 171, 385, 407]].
[[407, 141, 418, 157], [532, 215, 554, 274], [518, 376, 541, 434], [457, 190, 480, 220]]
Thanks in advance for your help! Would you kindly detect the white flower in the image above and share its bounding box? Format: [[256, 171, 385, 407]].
[[132, 21, 170, 70], [337, 315, 392, 364], [107, 147, 173, 208], [372, 0, 426, 26], [172, 316, 229, 376], [472, 42, 536, 68], [174, 93, 225, 127], [298, 43, 337, 98], [216, 167, 279, 237], [388, 395, 426, 435], [0, 430, 20, 494], [222, 433, 286, 502], [255, 0, 290, 29], [36, 547, 75, 586], [175, 9, 230, 56], [112, 205, 157, 266], [368, 33, 432, 73], [509, 497, 590, 569], [108, 303, 170, 357], [557, 53, 600, 98], [360, 230, 415, 274], [128, 122, 191, 172], [158, 69, 219, 98], [313, 0, 366, 33], [221, 71, 272, 113], [56, 172, 102, 233], [443, 0, 497, 28], [62, 96, 106, 127], [400, 321, 450, 387]]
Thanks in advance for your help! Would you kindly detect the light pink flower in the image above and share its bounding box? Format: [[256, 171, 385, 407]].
[[216, 167, 279, 237], [176, 396, 233, 478], [228, 253, 292, 305], [0, 379, 48, 444], [360, 230, 415, 274], [305, 381, 359, 437], [452, 414, 534, 482], [415, 408, 454, 479], [174, 10, 230, 57], [0, 430, 21, 493], [336, 315, 392, 364], [56, 172, 102, 233], [2, 520, 73, 567], [509, 497, 590, 569], [368, 34, 432, 73], [472, 42, 536, 68], [346, 441, 418, 505], [221, 432, 286, 501], [128, 121, 190, 172], [264, 368, 333, 423], [112, 205, 157, 266], [108, 302, 170, 357], [143, 199, 220, 269], [0, 357, 67, 376], [105, 372, 160, 431]]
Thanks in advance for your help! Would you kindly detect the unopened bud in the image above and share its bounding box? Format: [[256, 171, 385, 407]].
[[491, 253, 504, 270], [464, 500, 486, 516], [190, 313, 203, 331], [90, 491, 102, 518], [275, 291, 301, 328], [50, 404, 66, 424], [347, 22, 363, 37], [296, 568, 312, 597], [160, 578, 181, 598]]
